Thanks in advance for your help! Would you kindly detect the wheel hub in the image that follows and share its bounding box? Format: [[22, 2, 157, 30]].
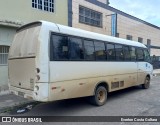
[[97, 90, 105, 103]]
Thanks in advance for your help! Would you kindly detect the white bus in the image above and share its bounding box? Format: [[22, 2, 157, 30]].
[[8, 21, 153, 106]]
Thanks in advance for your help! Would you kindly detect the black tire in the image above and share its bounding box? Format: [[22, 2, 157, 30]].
[[142, 77, 150, 89], [89, 86, 107, 106]]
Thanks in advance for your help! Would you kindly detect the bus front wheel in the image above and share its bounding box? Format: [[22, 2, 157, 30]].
[[142, 77, 150, 89], [90, 86, 107, 106]]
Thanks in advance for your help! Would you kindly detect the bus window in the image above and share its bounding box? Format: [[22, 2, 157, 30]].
[[51, 35, 69, 60], [137, 48, 144, 61], [94, 41, 106, 61], [106, 43, 116, 61], [115, 44, 124, 61], [123, 46, 131, 61], [84, 40, 95, 60], [130, 47, 136, 61], [69, 37, 84, 60], [144, 49, 151, 63]]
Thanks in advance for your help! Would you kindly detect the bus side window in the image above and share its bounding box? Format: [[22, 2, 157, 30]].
[[94, 41, 106, 61], [50, 34, 69, 60], [137, 48, 144, 61], [115, 44, 124, 61], [123, 46, 131, 61], [69, 37, 84, 60], [84, 40, 95, 60], [144, 49, 151, 63], [106, 43, 116, 61], [130, 47, 136, 61]]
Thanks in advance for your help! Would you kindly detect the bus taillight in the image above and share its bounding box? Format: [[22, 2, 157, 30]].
[[36, 75, 40, 81], [36, 68, 40, 73], [36, 68, 40, 82]]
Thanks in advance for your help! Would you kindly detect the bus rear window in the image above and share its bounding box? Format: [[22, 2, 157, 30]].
[[9, 22, 41, 59]]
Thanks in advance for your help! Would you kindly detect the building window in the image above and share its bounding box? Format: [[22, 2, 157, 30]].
[[147, 39, 151, 45], [32, 0, 54, 12], [79, 6, 102, 27], [0, 46, 10, 65], [147, 39, 151, 53], [138, 37, 143, 43], [126, 35, 132, 40]]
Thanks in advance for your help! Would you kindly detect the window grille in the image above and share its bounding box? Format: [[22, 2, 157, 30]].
[[32, 0, 54, 12], [79, 6, 102, 27], [0, 46, 10, 65]]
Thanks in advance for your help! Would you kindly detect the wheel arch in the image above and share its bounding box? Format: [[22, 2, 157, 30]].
[[142, 74, 151, 85], [142, 74, 151, 89], [146, 74, 151, 79], [93, 81, 109, 95]]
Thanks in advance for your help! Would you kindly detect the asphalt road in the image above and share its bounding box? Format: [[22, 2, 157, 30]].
[[3, 77, 160, 125]]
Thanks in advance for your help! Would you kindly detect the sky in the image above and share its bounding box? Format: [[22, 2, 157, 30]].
[[109, 0, 160, 27]]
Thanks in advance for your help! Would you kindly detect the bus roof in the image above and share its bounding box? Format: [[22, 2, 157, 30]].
[[21, 21, 147, 48]]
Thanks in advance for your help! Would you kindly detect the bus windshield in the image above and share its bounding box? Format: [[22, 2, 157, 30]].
[[9, 23, 41, 59]]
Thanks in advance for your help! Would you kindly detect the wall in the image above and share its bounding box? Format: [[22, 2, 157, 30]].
[[0, 26, 17, 92], [0, 26, 16, 46], [72, 0, 160, 56], [0, 66, 9, 91], [0, 0, 68, 25], [72, 0, 112, 35], [117, 14, 160, 56]]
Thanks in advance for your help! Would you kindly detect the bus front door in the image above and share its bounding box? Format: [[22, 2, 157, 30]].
[[137, 62, 146, 85]]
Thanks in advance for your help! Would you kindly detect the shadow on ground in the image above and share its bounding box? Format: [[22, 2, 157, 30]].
[[9, 85, 143, 116]]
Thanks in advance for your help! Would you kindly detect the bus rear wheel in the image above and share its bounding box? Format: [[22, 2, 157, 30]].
[[90, 86, 107, 106], [142, 77, 150, 89]]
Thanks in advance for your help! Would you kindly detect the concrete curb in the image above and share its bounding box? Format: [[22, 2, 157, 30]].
[[0, 90, 10, 96], [0, 85, 9, 96], [0, 100, 38, 114], [0, 93, 37, 114]]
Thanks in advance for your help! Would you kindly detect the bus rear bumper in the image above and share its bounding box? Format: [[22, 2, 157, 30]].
[[9, 83, 49, 102]]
